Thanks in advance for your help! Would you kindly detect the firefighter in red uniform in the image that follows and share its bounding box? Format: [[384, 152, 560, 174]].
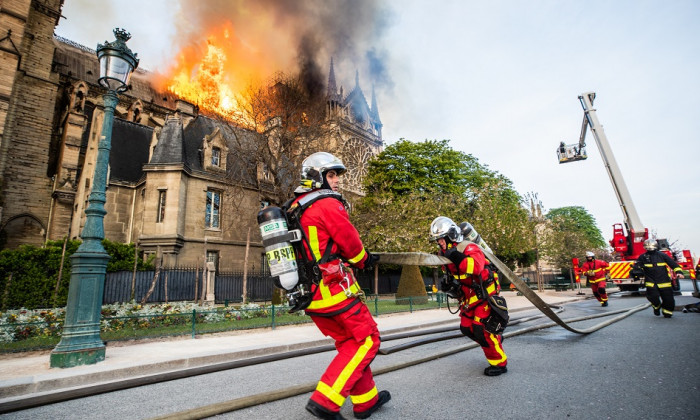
[[580, 251, 610, 306], [430, 216, 508, 376], [632, 239, 684, 318], [289, 152, 389, 420]]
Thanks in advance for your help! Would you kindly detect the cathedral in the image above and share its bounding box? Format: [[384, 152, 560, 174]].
[[0, 0, 383, 271]]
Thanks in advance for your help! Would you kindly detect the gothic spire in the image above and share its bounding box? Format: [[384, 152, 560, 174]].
[[327, 57, 337, 98], [371, 84, 381, 124]]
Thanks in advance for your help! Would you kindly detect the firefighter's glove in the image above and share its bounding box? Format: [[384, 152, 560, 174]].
[[440, 276, 451, 292], [444, 246, 467, 266], [445, 278, 464, 300], [363, 252, 380, 271]]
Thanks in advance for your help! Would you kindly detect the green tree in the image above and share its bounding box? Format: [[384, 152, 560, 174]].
[[364, 139, 492, 198], [464, 180, 537, 267], [539, 206, 606, 270], [354, 139, 535, 268]]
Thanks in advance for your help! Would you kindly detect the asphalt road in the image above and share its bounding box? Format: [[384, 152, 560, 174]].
[[3, 295, 699, 420]]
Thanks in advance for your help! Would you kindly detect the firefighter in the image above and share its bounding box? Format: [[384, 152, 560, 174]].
[[430, 216, 508, 376], [632, 239, 685, 318], [580, 251, 610, 306], [289, 152, 389, 420]]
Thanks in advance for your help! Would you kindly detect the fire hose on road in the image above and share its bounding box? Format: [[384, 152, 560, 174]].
[[149, 304, 649, 420], [148, 251, 649, 420], [1, 251, 648, 417]]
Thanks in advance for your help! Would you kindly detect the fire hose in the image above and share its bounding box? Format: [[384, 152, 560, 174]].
[[147, 251, 649, 420], [149, 303, 648, 420], [1, 251, 647, 417]]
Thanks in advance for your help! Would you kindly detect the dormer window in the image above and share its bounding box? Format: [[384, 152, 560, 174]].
[[203, 129, 227, 172], [211, 147, 221, 166]]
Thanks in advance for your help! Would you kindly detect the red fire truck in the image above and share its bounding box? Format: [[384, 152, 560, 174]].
[[558, 92, 696, 291]]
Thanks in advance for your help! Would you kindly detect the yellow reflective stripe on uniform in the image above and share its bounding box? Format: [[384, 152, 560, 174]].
[[673, 267, 683, 273], [656, 262, 668, 267], [316, 381, 345, 407], [351, 386, 378, 405], [348, 248, 366, 264], [318, 278, 332, 300], [466, 257, 475, 274], [486, 283, 496, 294], [306, 282, 360, 310], [645, 282, 655, 288], [455, 274, 468, 279], [308, 226, 322, 261], [662, 308, 673, 315], [329, 336, 374, 405], [486, 333, 507, 365], [474, 315, 481, 322], [644, 264, 653, 267], [657, 282, 672, 288], [468, 295, 479, 305]]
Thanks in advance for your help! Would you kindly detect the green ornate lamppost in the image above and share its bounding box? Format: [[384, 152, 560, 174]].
[[50, 28, 138, 368]]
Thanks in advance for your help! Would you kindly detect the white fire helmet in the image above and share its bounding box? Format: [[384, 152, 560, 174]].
[[643, 239, 658, 251], [585, 251, 595, 258], [295, 152, 346, 193], [429, 216, 463, 243]]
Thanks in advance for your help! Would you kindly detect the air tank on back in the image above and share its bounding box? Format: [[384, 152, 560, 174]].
[[257, 206, 299, 290], [459, 222, 492, 254]]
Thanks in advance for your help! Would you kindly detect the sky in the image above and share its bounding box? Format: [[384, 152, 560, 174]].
[[55, 0, 700, 261]]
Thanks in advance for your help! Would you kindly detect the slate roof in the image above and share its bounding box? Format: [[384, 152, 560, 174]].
[[52, 35, 180, 108], [150, 116, 184, 165], [109, 118, 153, 182]]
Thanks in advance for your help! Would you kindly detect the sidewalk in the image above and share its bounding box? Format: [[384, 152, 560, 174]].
[[0, 290, 591, 401]]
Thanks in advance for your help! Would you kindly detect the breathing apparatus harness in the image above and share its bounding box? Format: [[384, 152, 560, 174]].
[[440, 242, 509, 333], [281, 189, 364, 311]]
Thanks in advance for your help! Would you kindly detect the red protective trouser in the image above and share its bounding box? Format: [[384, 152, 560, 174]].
[[460, 303, 507, 367], [309, 303, 381, 413], [590, 279, 608, 303]]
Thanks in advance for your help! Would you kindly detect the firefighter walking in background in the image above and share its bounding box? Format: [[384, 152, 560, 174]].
[[287, 152, 389, 420], [580, 251, 610, 307], [632, 239, 684, 318], [430, 217, 508, 376]]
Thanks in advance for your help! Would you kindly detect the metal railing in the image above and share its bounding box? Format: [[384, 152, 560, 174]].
[[0, 294, 446, 353]]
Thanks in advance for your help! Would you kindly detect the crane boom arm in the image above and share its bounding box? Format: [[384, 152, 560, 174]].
[[578, 92, 645, 238]]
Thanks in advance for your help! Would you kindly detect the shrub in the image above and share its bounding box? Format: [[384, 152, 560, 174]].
[[0, 239, 154, 310]]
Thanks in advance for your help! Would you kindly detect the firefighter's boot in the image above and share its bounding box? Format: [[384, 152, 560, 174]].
[[484, 365, 508, 376], [653, 307, 660, 316], [306, 400, 346, 420], [353, 390, 391, 419]]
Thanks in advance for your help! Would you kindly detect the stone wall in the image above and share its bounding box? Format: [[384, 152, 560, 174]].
[[0, 0, 63, 248]]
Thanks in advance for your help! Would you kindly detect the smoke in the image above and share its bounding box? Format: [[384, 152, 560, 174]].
[[173, 0, 394, 93]]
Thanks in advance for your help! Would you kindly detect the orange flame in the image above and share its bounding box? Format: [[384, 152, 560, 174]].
[[154, 21, 288, 118]]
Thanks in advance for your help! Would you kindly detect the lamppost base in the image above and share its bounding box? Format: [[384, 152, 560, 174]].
[[50, 346, 105, 368]]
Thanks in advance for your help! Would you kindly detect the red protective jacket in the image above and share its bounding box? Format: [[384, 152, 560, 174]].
[[440, 242, 499, 310], [292, 191, 369, 315], [580, 259, 609, 283]]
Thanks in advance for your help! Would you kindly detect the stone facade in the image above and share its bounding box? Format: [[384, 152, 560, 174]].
[[0, 2, 384, 272], [0, 0, 63, 249]]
